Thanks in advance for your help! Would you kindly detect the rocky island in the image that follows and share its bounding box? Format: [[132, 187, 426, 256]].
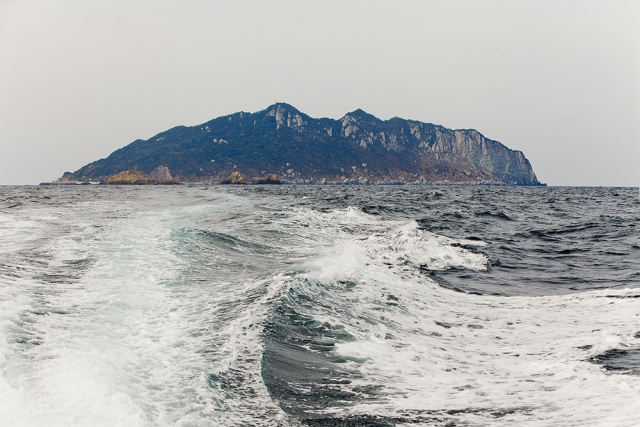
[[104, 170, 179, 185], [52, 103, 543, 185]]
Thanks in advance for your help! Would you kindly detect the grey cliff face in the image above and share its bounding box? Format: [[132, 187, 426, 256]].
[[420, 128, 538, 185], [62, 103, 543, 186]]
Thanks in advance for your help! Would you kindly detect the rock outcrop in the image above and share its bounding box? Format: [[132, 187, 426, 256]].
[[59, 103, 544, 185], [221, 171, 247, 184], [106, 170, 158, 185]]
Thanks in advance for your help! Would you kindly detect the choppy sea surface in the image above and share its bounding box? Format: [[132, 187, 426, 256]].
[[0, 185, 638, 427]]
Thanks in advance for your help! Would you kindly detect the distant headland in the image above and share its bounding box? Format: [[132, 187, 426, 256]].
[[46, 103, 544, 186]]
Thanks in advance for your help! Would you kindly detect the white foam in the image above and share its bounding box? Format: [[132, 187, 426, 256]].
[[363, 221, 488, 271], [0, 213, 47, 254], [285, 207, 640, 426], [0, 196, 287, 427], [281, 206, 489, 275]]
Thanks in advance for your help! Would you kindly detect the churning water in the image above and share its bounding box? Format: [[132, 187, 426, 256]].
[[0, 185, 638, 426]]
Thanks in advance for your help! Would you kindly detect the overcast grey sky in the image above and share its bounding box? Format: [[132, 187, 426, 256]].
[[1, 0, 638, 186]]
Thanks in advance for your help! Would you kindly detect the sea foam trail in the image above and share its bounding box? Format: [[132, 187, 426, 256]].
[[1, 203, 201, 426], [264, 206, 640, 426], [0, 195, 288, 427], [1, 188, 638, 427]]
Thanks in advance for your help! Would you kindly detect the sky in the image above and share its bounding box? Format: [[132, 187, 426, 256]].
[[0, 0, 638, 186]]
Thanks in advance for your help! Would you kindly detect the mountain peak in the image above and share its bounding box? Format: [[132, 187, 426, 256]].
[[264, 102, 301, 115], [344, 108, 379, 121]]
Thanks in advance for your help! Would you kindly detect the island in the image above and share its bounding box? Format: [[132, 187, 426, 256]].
[[48, 103, 544, 186]]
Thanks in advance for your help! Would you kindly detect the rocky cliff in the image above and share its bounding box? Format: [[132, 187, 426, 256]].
[[61, 103, 543, 185]]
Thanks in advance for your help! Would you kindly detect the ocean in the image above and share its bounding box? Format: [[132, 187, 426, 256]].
[[0, 185, 638, 427]]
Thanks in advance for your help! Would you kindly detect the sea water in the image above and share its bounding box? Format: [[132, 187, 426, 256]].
[[0, 185, 638, 426]]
